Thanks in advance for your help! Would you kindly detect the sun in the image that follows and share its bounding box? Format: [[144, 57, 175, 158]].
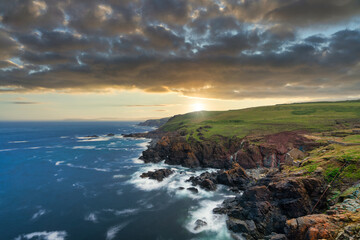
[[191, 102, 205, 112]]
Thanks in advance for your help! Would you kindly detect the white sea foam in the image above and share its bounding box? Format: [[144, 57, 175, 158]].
[[72, 146, 96, 150], [106, 222, 130, 240], [131, 157, 144, 164], [113, 174, 127, 179], [185, 199, 231, 238], [55, 161, 64, 166], [15, 231, 67, 240], [8, 140, 28, 143], [84, 212, 98, 223], [26, 147, 41, 150], [31, 209, 47, 220], [59, 136, 68, 139], [76, 136, 111, 142], [0, 148, 18, 152], [127, 161, 215, 199], [136, 141, 150, 149], [66, 163, 110, 172], [114, 208, 138, 216]]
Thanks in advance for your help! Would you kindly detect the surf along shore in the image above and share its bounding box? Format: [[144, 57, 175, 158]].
[[125, 100, 360, 240]]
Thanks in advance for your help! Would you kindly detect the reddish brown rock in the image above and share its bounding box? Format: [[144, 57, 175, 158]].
[[218, 175, 327, 239]]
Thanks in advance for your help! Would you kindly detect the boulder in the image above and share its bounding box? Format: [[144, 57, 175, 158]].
[[187, 187, 199, 194], [199, 179, 217, 191], [194, 219, 207, 231], [140, 169, 174, 181]]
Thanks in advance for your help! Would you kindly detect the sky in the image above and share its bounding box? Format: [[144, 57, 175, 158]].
[[0, 0, 360, 120]]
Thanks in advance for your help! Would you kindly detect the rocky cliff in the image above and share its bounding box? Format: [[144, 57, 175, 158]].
[[139, 131, 321, 170], [124, 128, 360, 240]]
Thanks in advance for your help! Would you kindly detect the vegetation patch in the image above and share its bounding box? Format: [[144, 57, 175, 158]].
[[160, 100, 360, 140]]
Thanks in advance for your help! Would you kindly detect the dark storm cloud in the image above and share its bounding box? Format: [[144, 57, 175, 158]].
[[15, 30, 107, 53], [0, 0, 360, 99], [142, 0, 190, 24], [0, 0, 64, 30], [223, 0, 360, 26], [0, 30, 21, 61]]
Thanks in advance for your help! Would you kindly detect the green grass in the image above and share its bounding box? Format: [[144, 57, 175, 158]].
[[291, 144, 360, 183], [161, 100, 360, 139], [344, 135, 360, 143]]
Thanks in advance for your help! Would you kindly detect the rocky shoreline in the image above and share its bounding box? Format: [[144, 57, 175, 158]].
[[124, 129, 360, 240]]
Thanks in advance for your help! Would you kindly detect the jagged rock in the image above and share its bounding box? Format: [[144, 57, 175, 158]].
[[107, 133, 115, 136], [186, 171, 218, 191], [285, 186, 360, 240], [187, 187, 199, 194], [199, 179, 217, 191], [227, 218, 257, 235], [266, 233, 288, 240], [194, 219, 207, 230], [219, 176, 326, 239], [140, 169, 174, 181], [138, 131, 319, 170], [217, 163, 250, 190]]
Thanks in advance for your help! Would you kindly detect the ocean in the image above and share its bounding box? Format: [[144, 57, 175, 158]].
[[0, 122, 234, 240]]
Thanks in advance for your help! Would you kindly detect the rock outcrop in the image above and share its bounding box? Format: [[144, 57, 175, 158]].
[[186, 163, 251, 191], [140, 169, 174, 181], [285, 184, 360, 240], [137, 131, 321, 170], [215, 173, 327, 239]]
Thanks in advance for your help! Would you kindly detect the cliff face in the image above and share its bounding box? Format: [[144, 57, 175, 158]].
[[140, 131, 320, 170], [140, 133, 237, 168]]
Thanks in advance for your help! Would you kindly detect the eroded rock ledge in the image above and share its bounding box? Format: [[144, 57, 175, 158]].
[[131, 131, 321, 170], [124, 130, 358, 239]]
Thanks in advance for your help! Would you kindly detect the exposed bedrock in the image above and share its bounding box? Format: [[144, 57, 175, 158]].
[[140, 168, 174, 181], [138, 131, 322, 170], [186, 163, 251, 191], [215, 174, 327, 240]]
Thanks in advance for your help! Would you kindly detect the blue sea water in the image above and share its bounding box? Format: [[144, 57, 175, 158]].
[[0, 122, 234, 240]]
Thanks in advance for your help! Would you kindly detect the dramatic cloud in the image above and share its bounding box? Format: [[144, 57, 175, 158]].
[[0, 0, 360, 99]]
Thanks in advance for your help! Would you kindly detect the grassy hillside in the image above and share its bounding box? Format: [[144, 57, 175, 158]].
[[160, 100, 360, 139]]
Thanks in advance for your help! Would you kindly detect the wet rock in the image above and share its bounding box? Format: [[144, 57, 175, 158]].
[[140, 169, 174, 181], [217, 163, 250, 190], [219, 176, 326, 239], [200, 179, 217, 191], [178, 187, 185, 190], [227, 218, 257, 234], [107, 133, 115, 136], [187, 187, 199, 194], [266, 233, 288, 240], [194, 219, 207, 231]]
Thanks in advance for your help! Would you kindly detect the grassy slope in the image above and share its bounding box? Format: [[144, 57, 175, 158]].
[[161, 100, 360, 140]]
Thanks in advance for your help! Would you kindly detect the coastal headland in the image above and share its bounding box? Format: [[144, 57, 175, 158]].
[[125, 100, 360, 240]]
